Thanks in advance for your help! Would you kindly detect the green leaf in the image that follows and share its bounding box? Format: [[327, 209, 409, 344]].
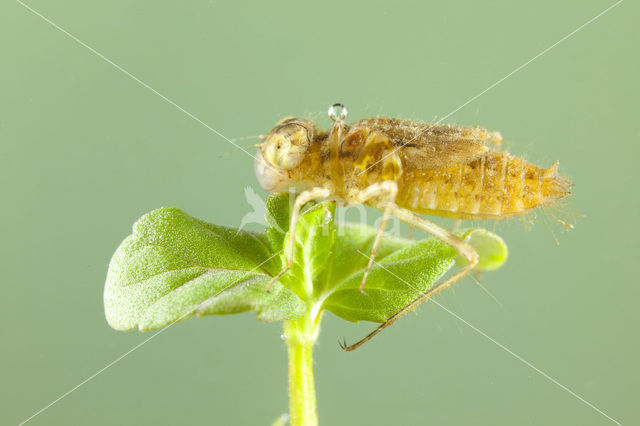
[[261, 192, 508, 322], [279, 202, 336, 299], [321, 237, 457, 323], [196, 275, 305, 322], [104, 207, 304, 331], [264, 193, 290, 255], [265, 192, 293, 235], [321, 227, 508, 323], [457, 228, 508, 270], [105, 196, 507, 334], [317, 223, 411, 297]]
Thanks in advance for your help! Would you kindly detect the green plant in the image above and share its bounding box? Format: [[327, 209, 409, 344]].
[[104, 193, 507, 425]]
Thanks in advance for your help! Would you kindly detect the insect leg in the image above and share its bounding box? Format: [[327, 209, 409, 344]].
[[349, 181, 398, 293], [265, 187, 332, 292], [342, 207, 479, 351]]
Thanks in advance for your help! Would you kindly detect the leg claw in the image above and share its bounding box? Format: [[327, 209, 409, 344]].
[[338, 337, 349, 350]]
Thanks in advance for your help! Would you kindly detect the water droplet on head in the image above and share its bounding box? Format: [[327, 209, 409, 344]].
[[328, 103, 348, 122]]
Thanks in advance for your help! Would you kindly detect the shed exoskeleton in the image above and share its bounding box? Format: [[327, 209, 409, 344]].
[[255, 104, 571, 350]]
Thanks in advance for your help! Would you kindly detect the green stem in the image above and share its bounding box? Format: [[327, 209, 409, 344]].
[[283, 307, 321, 426]]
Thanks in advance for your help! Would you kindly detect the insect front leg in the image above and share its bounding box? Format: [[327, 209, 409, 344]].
[[265, 187, 332, 292], [342, 207, 479, 351], [348, 181, 398, 293]]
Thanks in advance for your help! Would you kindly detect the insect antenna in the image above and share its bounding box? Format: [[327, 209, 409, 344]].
[[232, 134, 266, 142], [218, 139, 263, 158]]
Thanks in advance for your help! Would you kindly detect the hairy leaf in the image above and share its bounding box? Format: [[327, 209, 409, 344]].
[[280, 202, 336, 299], [104, 207, 304, 331], [265, 192, 293, 235], [105, 195, 507, 334], [317, 223, 411, 297], [196, 275, 305, 322], [321, 228, 507, 323]]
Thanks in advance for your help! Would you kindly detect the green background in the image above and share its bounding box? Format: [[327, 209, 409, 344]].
[[1, 1, 637, 424]]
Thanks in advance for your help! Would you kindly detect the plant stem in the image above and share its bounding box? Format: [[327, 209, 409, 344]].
[[283, 307, 321, 426]]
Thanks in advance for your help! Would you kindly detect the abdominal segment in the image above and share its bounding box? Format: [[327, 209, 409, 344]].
[[396, 152, 571, 219]]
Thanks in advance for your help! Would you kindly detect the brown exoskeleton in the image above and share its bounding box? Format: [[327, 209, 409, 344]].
[[255, 104, 572, 351]]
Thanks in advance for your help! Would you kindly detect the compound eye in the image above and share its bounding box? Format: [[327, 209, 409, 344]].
[[263, 134, 290, 168], [262, 123, 310, 169]]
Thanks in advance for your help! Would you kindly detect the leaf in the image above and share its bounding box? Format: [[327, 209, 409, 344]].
[[279, 202, 336, 299], [457, 228, 508, 270], [317, 223, 411, 297], [196, 276, 305, 323], [321, 238, 456, 323], [264, 193, 290, 256], [321, 228, 508, 323], [270, 196, 412, 301], [104, 207, 304, 331], [262, 192, 508, 322], [105, 196, 507, 334], [265, 192, 293, 235]]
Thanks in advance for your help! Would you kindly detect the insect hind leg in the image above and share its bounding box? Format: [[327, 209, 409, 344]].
[[342, 206, 479, 351]]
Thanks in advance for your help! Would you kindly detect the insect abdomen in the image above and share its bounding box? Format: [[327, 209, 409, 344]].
[[397, 152, 571, 219]]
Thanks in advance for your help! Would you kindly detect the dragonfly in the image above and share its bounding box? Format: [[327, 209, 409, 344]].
[[254, 104, 572, 350]]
